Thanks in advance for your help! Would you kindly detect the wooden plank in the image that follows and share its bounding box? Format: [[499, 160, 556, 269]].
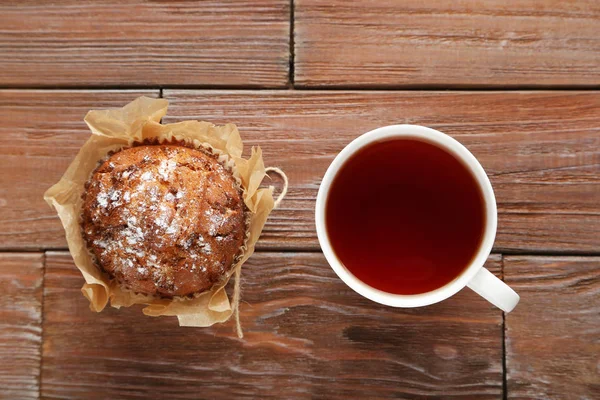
[[4, 90, 598, 252], [0, 90, 159, 250], [163, 90, 600, 252], [294, 0, 600, 87], [504, 256, 600, 399], [0, 253, 44, 399], [0, 1, 289, 87], [42, 251, 503, 399]]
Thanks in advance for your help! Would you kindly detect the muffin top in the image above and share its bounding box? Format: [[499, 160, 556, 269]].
[[81, 144, 246, 298]]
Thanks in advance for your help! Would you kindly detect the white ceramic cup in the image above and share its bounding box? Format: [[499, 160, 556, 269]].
[[315, 124, 520, 312]]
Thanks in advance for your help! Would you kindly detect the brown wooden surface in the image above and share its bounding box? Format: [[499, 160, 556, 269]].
[[0, 253, 44, 400], [3, 90, 597, 253], [42, 251, 503, 399], [0, 1, 289, 87], [1, 1, 599, 398], [163, 90, 600, 252], [505, 256, 600, 400], [0, 90, 158, 250], [294, 0, 600, 87], [4, 91, 598, 253]]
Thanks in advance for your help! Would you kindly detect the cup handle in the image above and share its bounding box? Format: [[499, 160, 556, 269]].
[[467, 268, 519, 312]]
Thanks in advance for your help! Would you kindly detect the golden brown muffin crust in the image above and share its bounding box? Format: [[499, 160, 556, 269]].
[[81, 144, 246, 298]]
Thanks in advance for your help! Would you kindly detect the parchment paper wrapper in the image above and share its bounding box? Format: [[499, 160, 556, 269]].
[[44, 96, 277, 331]]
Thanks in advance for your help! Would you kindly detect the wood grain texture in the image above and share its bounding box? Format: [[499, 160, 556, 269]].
[[294, 0, 600, 87], [0, 253, 44, 400], [0, 90, 158, 250], [4, 90, 598, 252], [504, 256, 600, 399], [42, 251, 503, 399], [0, 1, 289, 87], [163, 90, 600, 252]]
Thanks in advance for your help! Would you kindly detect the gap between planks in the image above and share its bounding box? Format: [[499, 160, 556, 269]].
[[38, 252, 47, 400], [289, 0, 295, 86], [500, 255, 508, 400], [0, 85, 600, 91]]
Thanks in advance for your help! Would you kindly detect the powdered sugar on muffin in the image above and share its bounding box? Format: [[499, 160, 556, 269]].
[[81, 144, 246, 298]]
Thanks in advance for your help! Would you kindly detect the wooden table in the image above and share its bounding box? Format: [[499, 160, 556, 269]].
[[1, 1, 598, 399]]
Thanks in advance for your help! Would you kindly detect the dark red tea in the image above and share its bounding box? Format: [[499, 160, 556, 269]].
[[325, 139, 486, 295]]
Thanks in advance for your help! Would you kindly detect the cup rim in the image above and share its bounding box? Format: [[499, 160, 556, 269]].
[[315, 124, 497, 307]]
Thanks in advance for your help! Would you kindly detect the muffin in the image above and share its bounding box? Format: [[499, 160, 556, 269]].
[[81, 143, 247, 298]]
